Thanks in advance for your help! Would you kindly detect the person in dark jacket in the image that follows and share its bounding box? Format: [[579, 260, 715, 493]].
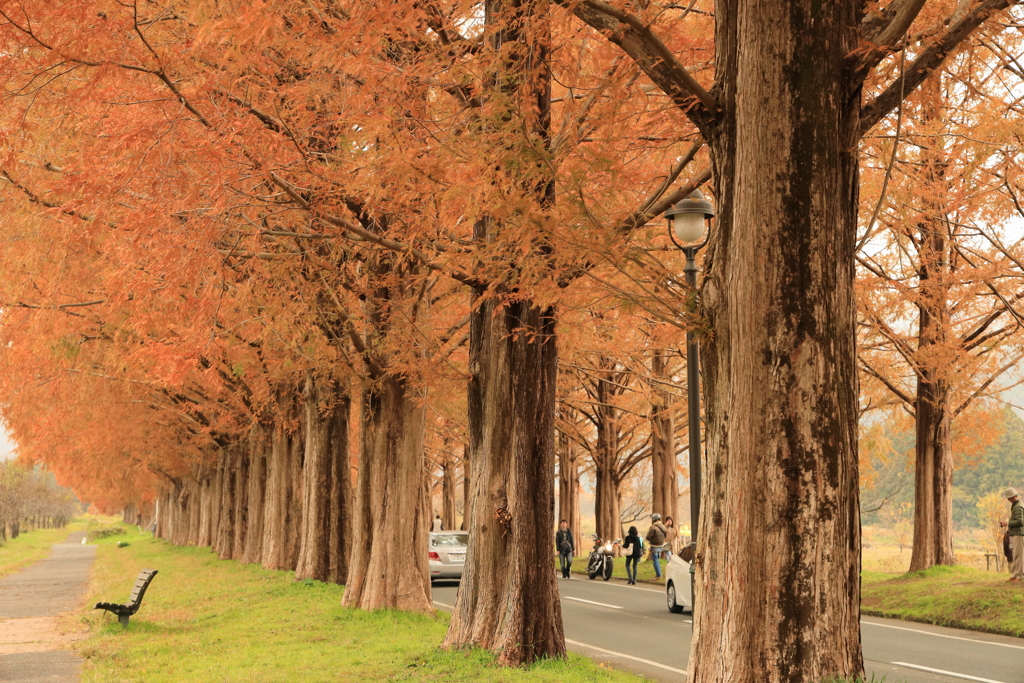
[[555, 519, 575, 579], [622, 526, 643, 585], [1000, 487, 1024, 582]]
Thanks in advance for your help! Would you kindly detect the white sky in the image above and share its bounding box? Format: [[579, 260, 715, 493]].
[[0, 426, 16, 461]]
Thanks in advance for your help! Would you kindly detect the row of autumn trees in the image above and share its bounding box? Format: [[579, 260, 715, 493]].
[[1, 1, 1023, 681], [0, 461, 79, 542]]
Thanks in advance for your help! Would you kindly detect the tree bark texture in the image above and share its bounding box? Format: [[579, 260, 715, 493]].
[[557, 430, 581, 549], [241, 421, 268, 565], [442, 296, 564, 664], [692, 2, 863, 680], [342, 374, 431, 611], [328, 393, 352, 585], [296, 374, 351, 583], [197, 471, 213, 547], [232, 442, 249, 560], [441, 453, 457, 532], [461, 445, 471, 531], [262, 415, 298, 571], [285, 427, 304, 569], [650, 349, 678, 523], [910, 81, 955, 571], [216, 446, 237, 561]]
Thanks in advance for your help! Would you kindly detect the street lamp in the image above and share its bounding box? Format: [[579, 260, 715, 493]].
[[665, 189, 714, 612]]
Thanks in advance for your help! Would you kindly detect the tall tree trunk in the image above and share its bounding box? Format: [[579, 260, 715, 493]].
[[343, 375, 431, 611], [692, 2, 863, 679], [285, 425, 304, 570], [197, 469, 213, 547], [443, 296, 564, 664], [328, 390, 352, 584], [241, 421, 268, 565], [216, 446, 236, 560], [232, 443, 249, 560], [441, 454, 457, 532], [443, 0, 564, 666], [262, 417, 294, 570], [296, 374, 350, 583], [593, 461, 622, 542], [650, 349, 678, 523], [909, 78, 955, 571], [208, 465, 223, 552], [461, 445, 470, 531], [557, 430, 581, 550], [593, 391, 622, 541]]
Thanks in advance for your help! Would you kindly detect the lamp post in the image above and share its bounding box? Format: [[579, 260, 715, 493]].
[[664, 189, 714, 612]]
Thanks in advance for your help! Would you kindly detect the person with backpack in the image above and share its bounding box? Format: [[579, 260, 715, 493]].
[[622, 526, 643, 585], [1000, 487, 1024, 582], [645, 513, 669, 579], [555, 519, 575, 579]]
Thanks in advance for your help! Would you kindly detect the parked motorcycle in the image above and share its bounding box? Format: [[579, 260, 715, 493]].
[[587, 535, 620, 581]]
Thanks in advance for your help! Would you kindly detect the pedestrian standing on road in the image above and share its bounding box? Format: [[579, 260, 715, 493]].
[[556, 519, 575, 579], [645, 513, 669, 579], [1000, 487, 1024, 582], [663, 516, 679, 560], [432, 514, 444, 532], [622, 526, 643, 585]]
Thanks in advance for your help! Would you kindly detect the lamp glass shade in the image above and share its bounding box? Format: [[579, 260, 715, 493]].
[[672, 212, 706, 244]]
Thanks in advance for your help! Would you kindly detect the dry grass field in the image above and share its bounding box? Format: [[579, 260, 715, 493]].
[[861, 525, 1008, 574]]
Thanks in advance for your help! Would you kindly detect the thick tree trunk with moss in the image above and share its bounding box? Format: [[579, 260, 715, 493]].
[[342, 374, 430, 611], [650, 349, 678, 523], [296, 374, 351, 583], [443, 295, 564, 664], [689, 2, 864, 680]]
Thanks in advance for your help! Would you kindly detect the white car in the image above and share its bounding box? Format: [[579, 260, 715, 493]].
[[665, 553, 693, 613], [429, 531, 468, 581]]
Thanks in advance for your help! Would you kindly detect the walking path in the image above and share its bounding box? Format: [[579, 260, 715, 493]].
[[0, 531, 96, 682]]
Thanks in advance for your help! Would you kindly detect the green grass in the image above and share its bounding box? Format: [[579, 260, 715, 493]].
[[564, 554, 667, 584], [862, 565, 1024, 637], [0, 519, 87, 579], [77, 528, 644, 683]]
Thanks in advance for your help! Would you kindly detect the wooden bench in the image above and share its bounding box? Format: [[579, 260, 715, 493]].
[[94, 569, 159, 626]]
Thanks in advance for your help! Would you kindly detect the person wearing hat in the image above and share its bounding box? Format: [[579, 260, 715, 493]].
[[645, 513, 669, 580], [1000, 487, 1024, 582]]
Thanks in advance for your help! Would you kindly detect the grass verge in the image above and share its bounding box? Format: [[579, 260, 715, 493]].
[[77, 529, 644, 683], [0, 519, 88, 579], [862, 565, 1024, 637]]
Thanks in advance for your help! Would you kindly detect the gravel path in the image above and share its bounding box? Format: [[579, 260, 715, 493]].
[[0, 531, 96, 682]]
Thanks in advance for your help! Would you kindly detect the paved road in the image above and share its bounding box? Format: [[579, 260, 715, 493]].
[[432, 577, 1024, 683], [0, 531, 95, 683]]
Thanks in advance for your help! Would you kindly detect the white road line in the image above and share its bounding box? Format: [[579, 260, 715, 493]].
[[566, 639, 687, 676], [432, 601, 453, 609], [892, 661, 1005, 683], [564, 596, 623, 609], [863, 620, 1024, 651], [563, 579, 663, 594]]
